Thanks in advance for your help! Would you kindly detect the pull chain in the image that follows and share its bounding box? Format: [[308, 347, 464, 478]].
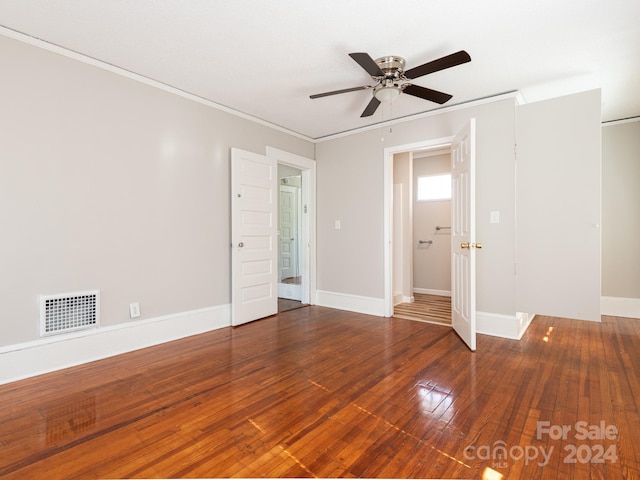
[[380, 101, 394, 141]]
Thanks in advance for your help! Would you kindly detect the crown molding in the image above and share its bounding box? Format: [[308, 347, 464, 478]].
[[0, 25, 315, 143]]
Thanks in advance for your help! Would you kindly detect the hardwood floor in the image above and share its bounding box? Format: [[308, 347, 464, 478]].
[[394, 293, 452, 325], [278, 297, 306, 313], [0, 307, 639, 479]]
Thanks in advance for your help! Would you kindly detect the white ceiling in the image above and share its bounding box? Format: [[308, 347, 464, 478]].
[[1, 0, 638, 139]]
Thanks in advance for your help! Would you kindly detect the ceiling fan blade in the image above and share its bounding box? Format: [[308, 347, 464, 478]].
[[361, 97, 381, 117], [349, 52, 384, 77], [403, 84, 453, 104], [404, 50, 471, 80], [310, 85, 372, 99]]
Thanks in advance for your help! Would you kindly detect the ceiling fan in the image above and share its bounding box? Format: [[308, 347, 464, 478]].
[[310, 50, 471, 117]]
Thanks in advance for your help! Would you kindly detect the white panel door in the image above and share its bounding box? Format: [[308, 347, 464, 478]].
[[451, 119, 477, 351], [231, 148, 277, 326], [279, 185, 298, 282]]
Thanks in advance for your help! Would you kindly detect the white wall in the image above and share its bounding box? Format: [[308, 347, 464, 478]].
[[413, 153, 451, 294], [601, 120, 640, 301], [516, 90, 602, 321], [0, 34, 313, 350]]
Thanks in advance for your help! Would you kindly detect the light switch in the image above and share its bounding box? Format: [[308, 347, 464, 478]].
[[335, 220, 341, 230], [490, 211, 500, 224]]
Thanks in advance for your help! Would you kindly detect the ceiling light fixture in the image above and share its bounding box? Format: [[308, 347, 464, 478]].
[[374, 84, 401, 103]]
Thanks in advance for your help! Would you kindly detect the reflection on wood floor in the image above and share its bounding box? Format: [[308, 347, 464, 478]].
[[278, 297, 307, 313], [393, 293, 452, 326]]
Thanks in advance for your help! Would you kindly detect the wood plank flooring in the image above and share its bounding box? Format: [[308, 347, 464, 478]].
[[394, 293, 452, 325], [0, 307, 639, 479], [278, 297, 306, 313]]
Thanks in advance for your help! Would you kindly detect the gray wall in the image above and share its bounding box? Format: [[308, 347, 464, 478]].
[[516, 90, 602, 321], [316, 98, 517, 315], [602, 121, 640, 298], [0, 35, 313, 347], [413, 154, 451, 293], [317, 91, 604, 322]]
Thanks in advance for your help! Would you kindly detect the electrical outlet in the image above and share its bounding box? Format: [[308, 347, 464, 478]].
[[129, 302, 140, 318]]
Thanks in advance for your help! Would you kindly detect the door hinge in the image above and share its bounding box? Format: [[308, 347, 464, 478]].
[[304, 204, 308, 213]]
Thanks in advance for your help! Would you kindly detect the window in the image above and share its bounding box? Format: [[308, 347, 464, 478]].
[[417, 174, 451, 201]]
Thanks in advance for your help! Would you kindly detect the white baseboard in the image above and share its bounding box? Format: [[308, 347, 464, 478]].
[[0, 304, 231, 385], [476, 311, 534, 340], [278, 282, 302, 301], [316, 290, 385, 317], [315, 290, 534, 339], [601, 296, 640, 319], [413, 288, 451, 297], [393, 293, 414, 305]]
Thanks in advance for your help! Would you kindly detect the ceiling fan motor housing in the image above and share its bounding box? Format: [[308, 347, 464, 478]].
[[374, 56, 406, 79], [373, 56, 405, 101]]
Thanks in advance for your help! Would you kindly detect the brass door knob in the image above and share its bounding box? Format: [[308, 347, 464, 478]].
[[461, 242, 470, 249]]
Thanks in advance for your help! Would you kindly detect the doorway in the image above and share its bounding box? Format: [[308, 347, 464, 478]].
[[384, 120, 478, 350], [278, 166, 305, 312], [231, 147, 316, 325], [390, 145, 453, 325], [267, 147, 316, 314], [396, 147, 453, 325], [384, 137, 454, 318]]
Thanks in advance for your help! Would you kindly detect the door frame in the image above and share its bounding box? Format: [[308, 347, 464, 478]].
[[383, 136, 455, 317], [266, 147, 316, 305]]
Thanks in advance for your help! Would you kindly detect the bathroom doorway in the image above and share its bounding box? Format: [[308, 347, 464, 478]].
[[392, 146, 452, 325]]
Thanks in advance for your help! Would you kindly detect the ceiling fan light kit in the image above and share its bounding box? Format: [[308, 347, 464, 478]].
[[374, 85, 401, 102], [310, 50, 471, 117]]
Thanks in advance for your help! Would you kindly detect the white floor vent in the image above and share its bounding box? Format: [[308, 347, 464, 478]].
[[40, 290, 100, 337]]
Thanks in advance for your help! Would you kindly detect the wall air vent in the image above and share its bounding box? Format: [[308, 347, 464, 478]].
[[40, 290, 100, 337]]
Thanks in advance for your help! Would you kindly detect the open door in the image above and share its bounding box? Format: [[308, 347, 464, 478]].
[[451, 119, 477, 351], [278, 180, 303, 302], [279, 184, 299, 286], [231, 148, 278, 326]]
